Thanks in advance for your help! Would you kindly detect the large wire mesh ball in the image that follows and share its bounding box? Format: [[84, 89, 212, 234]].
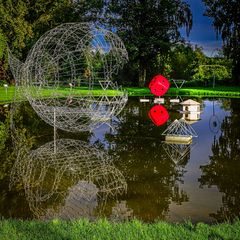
[[19, 23, 128, 132]]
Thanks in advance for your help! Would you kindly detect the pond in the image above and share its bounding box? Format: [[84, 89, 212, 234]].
[[0, 97, 240, 223]]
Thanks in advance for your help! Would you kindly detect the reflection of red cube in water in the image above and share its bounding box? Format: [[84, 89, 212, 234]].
[[148, 105, 169, 126], [149, 74, 170, 97]]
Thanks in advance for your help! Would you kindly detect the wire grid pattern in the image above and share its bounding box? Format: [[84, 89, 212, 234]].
[[162, 141, 196, 165], [8, 22, 128, 132], [162, 118, 198, 137], [10, 138, 127, 220]]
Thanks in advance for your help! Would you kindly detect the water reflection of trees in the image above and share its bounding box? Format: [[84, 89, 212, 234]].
[[0, 102, 39, 219], [0, 102, 93, 219], [199, 99, 240, 222], [105, 98, 189, 221]]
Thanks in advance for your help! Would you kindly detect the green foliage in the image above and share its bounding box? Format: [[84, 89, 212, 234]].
[[1, 219, 240, 239], [193, 64, 231, 83], [203, 0, 240, 83], [0, 31, 7, 60], [126, 86, 240, 98], [169, 44, 206, 80], [107, 0, 192, 86], [0, 121, 7, 153], [0, 0, 104, 60]]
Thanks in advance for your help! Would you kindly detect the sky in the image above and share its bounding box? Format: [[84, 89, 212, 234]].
[[180, 0, 222, 56]]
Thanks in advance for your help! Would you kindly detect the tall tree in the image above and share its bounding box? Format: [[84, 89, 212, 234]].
[[203, 0, 240, 84], [169, 44, 205, 80], [106, 0, 192, 86], [0, 0, 104, 81]]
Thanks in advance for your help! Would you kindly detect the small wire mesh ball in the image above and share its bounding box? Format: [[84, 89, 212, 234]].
[[20, 22, 128, 132]]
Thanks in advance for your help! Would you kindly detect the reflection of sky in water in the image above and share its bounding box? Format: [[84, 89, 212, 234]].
[[168, 100, 231, 223], [89, 98, 232, 223], [2, 97, 238, 222]]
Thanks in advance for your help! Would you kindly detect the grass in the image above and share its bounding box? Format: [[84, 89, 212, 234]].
[[0, 219, 240, 240], [1, 85, 240, 104], [0, 86, 16, 103], [0, 86, 125, 104], [126, 86, 240, 98]]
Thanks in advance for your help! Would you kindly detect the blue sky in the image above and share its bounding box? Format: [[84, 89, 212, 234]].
[[180, 0, 222, 56]]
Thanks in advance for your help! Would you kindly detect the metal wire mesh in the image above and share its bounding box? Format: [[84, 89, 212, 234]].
[[162, 141, 196, 165], [8, 22, 128, 132], [10, 138, 127, 220], [162, 118, 198, 137]]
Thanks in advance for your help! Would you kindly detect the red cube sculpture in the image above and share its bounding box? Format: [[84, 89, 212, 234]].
[[149, 74, 170, 97], [148, 105, 169, 126]]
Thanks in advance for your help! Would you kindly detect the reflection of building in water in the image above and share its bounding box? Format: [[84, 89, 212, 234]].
[[10, 139, 127, 220], [180, 99, 201, 123]]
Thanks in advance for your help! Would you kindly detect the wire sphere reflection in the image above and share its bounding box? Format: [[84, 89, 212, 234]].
[[10, 139, 127, 220]]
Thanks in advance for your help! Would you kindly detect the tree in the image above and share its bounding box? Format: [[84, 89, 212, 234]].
[[169, 44, 205, 80], [0, 0, 104, 82], [106, 0, 192, 87], [203, 0, 240, 84], [193, 64, 231, 84]]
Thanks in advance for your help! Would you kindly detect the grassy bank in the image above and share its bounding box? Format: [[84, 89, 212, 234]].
[[0, 86, 124, 103], [0, 219, 240, 240], [126, 86, 240, 98], [1, 86, 240, 104]]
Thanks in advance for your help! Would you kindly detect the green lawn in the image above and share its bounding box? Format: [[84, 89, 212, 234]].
[[1, 86, 240, 104], [0, 86, 125, 104], [126, 86, 240, 98], [0, 219, 239, 240]]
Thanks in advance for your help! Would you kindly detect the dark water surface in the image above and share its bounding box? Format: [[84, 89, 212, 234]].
[[0, 97, 240, 223]]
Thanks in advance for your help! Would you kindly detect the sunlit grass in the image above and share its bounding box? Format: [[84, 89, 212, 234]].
[[0, 86, 125, 104], [126, 86, 240, 97], [1, 86, 240, 104], [0, 219, 240, 240]]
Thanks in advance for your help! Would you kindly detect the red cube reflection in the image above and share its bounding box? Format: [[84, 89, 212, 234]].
[[148, 104, 169, 126]]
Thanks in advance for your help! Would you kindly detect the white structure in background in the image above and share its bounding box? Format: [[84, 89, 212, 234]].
[[154, 97, 164, 104], [172, 79, 186, 89], [169, 79, 186, 104], [180, 99, 201, 124], [140, 98, 150, 103]]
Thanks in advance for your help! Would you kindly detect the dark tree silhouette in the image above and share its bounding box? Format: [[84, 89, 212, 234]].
[[203, 0, 240, 84], [106, 0, 192, 86]]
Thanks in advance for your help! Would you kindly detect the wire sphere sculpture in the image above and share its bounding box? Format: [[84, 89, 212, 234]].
[[9, 22, 128, 132], [10, 138, 127, 220]]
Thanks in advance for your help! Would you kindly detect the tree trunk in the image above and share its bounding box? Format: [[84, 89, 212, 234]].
[[138, 57, 147, 87], [138, 68, 146, 87], [0, 61, 6, 81], [233, 58, 240, 85]]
